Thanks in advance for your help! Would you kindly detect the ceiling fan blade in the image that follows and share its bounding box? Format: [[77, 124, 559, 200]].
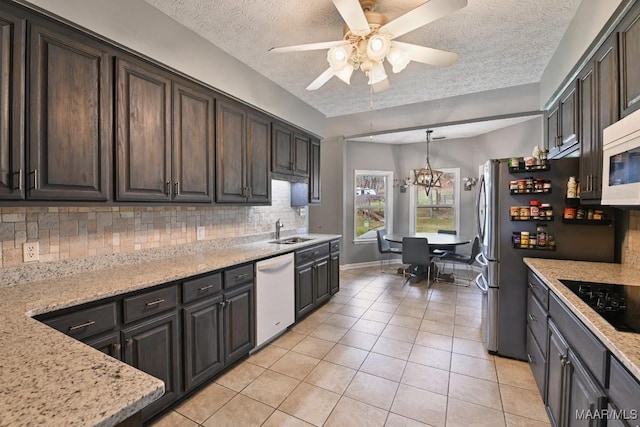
[[306, 68, 336, 91], [381, 0, 467, 39], [332, 0, 370, 35], [372, 78, 390, 93], [270, 40, 344, 53], [393, 42, 459, 67]]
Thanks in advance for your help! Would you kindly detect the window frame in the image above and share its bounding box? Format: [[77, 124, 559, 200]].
[[408, 167, 460, 234], [353, 169, 394, 244]]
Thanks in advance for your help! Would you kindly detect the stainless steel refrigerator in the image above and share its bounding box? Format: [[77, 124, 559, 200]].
[[475, 157, 615, 360]]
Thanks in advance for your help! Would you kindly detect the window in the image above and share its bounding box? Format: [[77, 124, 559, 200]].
[[354, 170, 393, 242], [410, 168, 460, 233]]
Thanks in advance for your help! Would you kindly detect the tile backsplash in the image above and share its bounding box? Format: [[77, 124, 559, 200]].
[[622, 209, 640, 267], [0, 180, 306, 269]]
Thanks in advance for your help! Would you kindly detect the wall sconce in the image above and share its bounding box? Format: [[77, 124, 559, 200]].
[[393, 177, 411, 193], [463, 176, 477, 191]]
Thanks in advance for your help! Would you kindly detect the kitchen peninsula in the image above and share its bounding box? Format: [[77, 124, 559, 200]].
[[0, 234, 340, 426]]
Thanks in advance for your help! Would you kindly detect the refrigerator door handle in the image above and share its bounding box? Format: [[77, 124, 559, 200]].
[[475, 273, 488, 293], [476, 252, 488, 267], [475, 172, 486, 240]]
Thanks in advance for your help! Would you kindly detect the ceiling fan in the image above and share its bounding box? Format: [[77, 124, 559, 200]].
[[270, 0, 467, 91]]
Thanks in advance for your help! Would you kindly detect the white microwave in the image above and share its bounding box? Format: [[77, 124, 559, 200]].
[[601, 108, 640, 206]]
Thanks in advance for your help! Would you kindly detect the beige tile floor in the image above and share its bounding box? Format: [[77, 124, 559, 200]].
[[151, 266, 551, 427]]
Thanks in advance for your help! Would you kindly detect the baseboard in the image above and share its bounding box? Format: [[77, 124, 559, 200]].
[[340, 259, 403, 270]]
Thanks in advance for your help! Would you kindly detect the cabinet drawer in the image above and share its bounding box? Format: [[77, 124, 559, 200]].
[[183, 273, 222, 304], [609, 357, 640, 416], [224, 264, 254, 289], [527, 289, 548, 354], [549, 292, 607, 386], [44, 302, 117, 340], [123, 285, 177, 324], [526, 326, 546, 400], [296, 243, 329, 265], [528, 271, 549, 309], [330, 240, 339, 253]]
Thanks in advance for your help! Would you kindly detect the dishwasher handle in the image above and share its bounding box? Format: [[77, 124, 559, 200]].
[[257, 256, 294, 272]]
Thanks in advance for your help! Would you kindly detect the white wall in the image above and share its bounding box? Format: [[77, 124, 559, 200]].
[[15, 0, 326, 136], [539, 0, 624, 108]]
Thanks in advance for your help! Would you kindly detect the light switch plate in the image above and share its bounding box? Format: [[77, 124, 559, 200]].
[[197, 226, 205, 241], [23, 242, 39, 262]]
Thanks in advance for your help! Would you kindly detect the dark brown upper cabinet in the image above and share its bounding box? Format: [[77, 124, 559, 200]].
[[215, 98, 271, 204], [172, 79, 215, 203], [271, 121, 309, 178], [580, 35, 619, 202], [548, 80, 579, 159], [619, 0, 640, 117], [116, 56, 172, 202], [29, 20, 112, 200], [309, 138, 321, 204], [0, 7, 25, 200]]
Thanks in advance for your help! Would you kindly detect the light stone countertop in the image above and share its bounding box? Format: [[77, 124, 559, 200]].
[[523, 257, 640, 380], [0, 233, 340, 427]]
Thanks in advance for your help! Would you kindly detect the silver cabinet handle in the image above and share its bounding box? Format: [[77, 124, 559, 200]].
[[13, 169, 22, 191], [113, 343, 121, 352], [528, 282, 536, 290], [126, 338, 133, 347], [219, 301, 226, 307], [527, 354, 533, 364], [174, 181, 180, 196], [146, 298, 165, 307], [528, 314, 536, 322], [165, 181, 171, 195], [198, 285, 214, 291], [68, 320, 96, 331], [29, 169, 38, 190]]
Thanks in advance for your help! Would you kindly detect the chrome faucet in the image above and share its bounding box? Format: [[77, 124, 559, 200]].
[[275, 219, 283, 240]]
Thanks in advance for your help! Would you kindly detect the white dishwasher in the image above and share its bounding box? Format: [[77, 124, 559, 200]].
[[255, 252, 295, 348]]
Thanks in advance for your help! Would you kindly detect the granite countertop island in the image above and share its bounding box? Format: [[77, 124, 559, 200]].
[[0, 233, 340, 427], [523, 257, 640, 381]]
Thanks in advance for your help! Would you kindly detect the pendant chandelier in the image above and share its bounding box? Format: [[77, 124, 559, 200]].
[[413, 130, 442, 196]]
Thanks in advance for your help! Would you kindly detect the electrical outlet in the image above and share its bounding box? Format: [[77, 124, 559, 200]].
[[23, 242, 39, 262], [196, 226, 205, 241]]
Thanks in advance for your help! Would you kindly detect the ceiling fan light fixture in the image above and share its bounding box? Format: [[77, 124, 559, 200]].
[[327, 43, 353, 71], [334, 64, 354, 84], [367, 61, 387, 85], [366, 32, 391, 61], [386, 44, 411, 73]]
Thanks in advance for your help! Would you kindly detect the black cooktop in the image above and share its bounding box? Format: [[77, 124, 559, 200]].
[[559, 280, 640, 334]]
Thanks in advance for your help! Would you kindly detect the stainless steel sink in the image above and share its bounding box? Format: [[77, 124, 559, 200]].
[[269, 236, 314, 244]]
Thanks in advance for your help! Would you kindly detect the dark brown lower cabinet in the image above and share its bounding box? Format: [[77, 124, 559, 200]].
[[224, 283, 254, 365], [122, 312, 180, 420], [295, 262, 315, 319], [295, 242, 333, 319], [329, 248, 339, 296], [183, 295, 224, 391], [314, 255, 330, 305]]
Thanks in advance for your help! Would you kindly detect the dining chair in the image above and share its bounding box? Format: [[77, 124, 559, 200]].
[[376, 229, 402, 271], [438, 236, 481, 286], [401, 237, 441, 286]]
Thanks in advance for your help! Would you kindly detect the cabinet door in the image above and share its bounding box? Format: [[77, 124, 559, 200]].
[[122, 312, 180, 418], [619, 1, 640, 117], [272, 122, 293, 175], [172, 79, 214, 203], [116, 57, 171, 202], [329, 251, 339, 295], [216, 99, 246, 203], [29, 21, 111, 200], [0, 9, 24, 200], [547, 322, 569, 427], [246, 112, 271, 204], [295, 263, 315, 319], [591, 36, 619, 200], [578, 62, 595, 200], [315, 256, 330, 305], [560, 81, 578, 149], [547, 105, 560, 151], [293, 133, 309, 176], [183, 295, 224, 391], [309, 138, 321, 204], [85, 331, 121, 361], [565, 349, 606, 427], [224, 283, 254, 365]]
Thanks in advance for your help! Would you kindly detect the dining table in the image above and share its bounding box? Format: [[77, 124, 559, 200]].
[[384, 232, 472, 283]]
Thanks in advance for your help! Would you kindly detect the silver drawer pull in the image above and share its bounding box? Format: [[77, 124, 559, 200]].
[[528, 314, 536, 322], [198, 285, 214, 291], [146, 298, 165, 307], [527, 354, 533, 364], [234, 274, 247, 280], [68, 320, 96, 331]]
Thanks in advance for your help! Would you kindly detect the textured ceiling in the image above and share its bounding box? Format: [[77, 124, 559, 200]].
[[143, 0, 581, 118]]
